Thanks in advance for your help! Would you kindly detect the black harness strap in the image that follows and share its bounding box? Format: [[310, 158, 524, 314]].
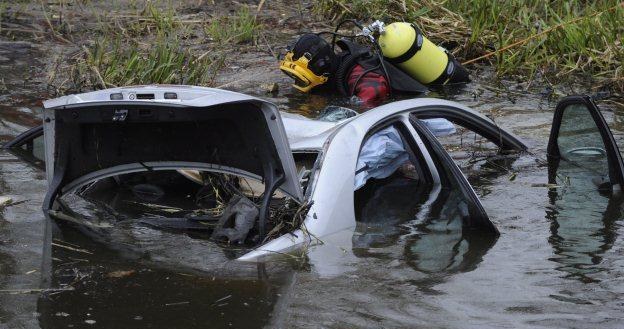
[[385, 24, 423, 65]]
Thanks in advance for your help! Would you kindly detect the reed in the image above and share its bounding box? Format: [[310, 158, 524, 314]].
[[314, 0, 624, 92], [76, 33, 223, 89], [206, 6, 261, 44]]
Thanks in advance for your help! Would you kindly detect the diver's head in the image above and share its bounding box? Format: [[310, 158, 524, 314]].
[[279, 33, 336, 92]]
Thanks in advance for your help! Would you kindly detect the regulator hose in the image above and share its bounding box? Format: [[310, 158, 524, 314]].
[[331, 19, 363, 50], [335, 51, 361, 96], [328, 19, 393, 98], [372, 41, 392, 97], [349, 64, 381, 97]]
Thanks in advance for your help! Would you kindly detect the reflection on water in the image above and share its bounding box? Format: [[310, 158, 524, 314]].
[[31, 171, 499, 328], [464, 155, 519, 197], [545, 100, 623, 283], [3, 35, 624, 326], [34, 172, 292, 328], [546, 160, 623, 283], [353, 177, 431, 251], [37, 259, 281, 328], [405, 188, 497, 273], [352, 176, 496, 275], [36, 223, 291, 329]]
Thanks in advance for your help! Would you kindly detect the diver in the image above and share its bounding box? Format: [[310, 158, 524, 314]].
[[279, 22, 470, 108]]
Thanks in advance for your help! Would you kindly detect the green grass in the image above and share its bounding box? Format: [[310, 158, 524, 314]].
[[313, 0, 624, 92], [91, 0, 181, 37], [206, 6, 260, 44], [76, 33, 224, 89], [49, 1, 233, 92], [67, 3, 258, 91], [143, 1, 176, 31], [0, 2, 6, 33]]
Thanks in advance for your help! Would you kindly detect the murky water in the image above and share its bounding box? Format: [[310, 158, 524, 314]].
[[2, 36, 624, 329]]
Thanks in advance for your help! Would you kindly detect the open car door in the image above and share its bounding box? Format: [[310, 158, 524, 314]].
[[545, 95, 624, 281], [3, 124, 45, 170], [547, 95, 624, 192], [410, 117, 498, 234]]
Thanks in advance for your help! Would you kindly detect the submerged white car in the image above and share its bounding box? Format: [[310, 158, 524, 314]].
[[5, 85, 536, 261]]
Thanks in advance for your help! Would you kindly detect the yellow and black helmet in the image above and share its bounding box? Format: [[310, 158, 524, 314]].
[[280, 34, 337, 92]]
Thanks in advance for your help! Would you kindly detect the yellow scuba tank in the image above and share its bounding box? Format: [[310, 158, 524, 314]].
[[377, 22, 469, 85]]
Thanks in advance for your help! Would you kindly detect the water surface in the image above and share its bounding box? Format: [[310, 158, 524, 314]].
[[1, 37, 624, 329]]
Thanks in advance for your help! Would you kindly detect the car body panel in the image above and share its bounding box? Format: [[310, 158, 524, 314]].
[[241, 98, 521, 260], [41, 86, 304, 206], [280, 112, 340, 151], [7, 87, 528, 262]]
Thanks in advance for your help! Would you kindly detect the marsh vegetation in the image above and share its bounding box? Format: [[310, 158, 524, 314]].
[[315, 0, 624, 92], [0, 1, 621, 96]]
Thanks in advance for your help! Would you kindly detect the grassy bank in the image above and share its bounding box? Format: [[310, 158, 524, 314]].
[[314, 0, 623, 93], [2, 1, 263, 93], [2, 0, 620, 95], [68, 2, 262, 91], [71, 2, 226, 90]]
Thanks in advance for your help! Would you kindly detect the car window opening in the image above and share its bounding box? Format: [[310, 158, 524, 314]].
[[411, 118, 498, 234], [436, 125, 499, 157], [414, 116, 515, 180], [2, 125, 46, 169], [293, 151, 319, 195], [416, 116, 500, 163], [557, 104, 609, 174], [354, 123, 433, 223]]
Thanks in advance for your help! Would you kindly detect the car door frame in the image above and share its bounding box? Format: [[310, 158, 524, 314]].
[[409, 105, 527, 152], [547, 95, 624, 190], [302, 99, 509, 239], [356, 117, 439, 186], [410, 117, 498, 234], [2, 124, 45, 170]]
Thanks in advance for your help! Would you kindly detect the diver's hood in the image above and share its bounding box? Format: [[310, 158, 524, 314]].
[[42, 86, 303, 207]]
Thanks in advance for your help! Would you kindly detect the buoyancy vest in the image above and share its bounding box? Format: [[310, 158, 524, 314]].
[[332, 39, 428, 97]]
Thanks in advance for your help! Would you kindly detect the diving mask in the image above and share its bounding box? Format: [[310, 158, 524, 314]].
[[279, 51, 329, 92]]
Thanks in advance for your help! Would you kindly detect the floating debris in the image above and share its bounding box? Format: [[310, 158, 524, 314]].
[[123, 201, 184, 213], [261, 82, 279, 94], [48, 210, 113, 229], [0, 287, 74, 295], [213, 295, 232, 305], [51, 242, 94, 255], [0, 196, 13, 208], [106, 270, 136, 279]]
